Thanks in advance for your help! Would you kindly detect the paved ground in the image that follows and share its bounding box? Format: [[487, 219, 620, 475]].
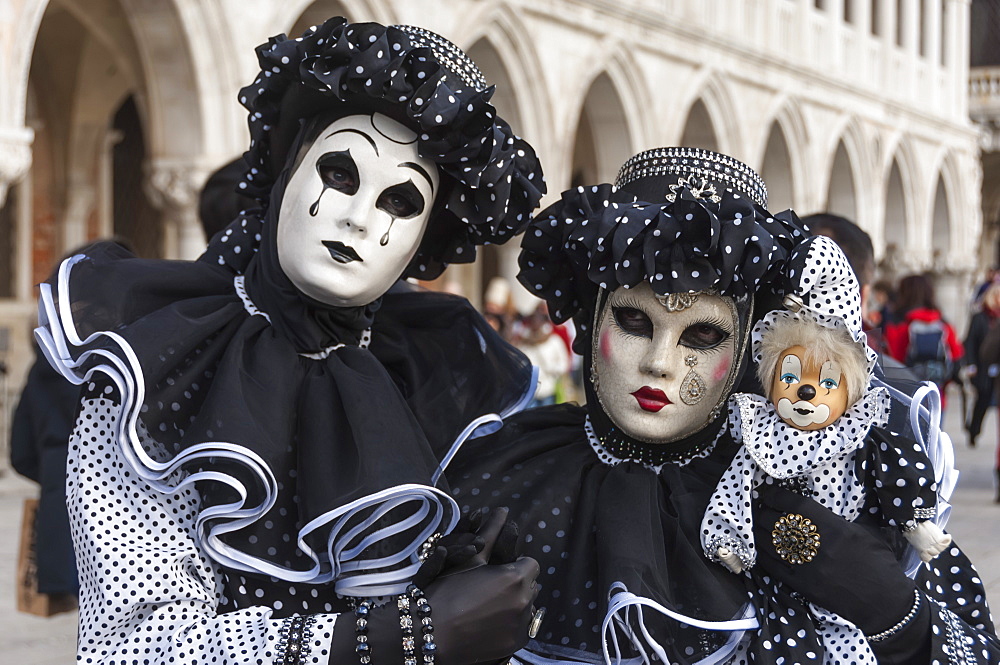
[[2, 389, 999, 664]]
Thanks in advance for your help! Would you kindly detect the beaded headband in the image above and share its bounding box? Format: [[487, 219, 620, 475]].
[[390, 25, 488, 92], [615, 147, 768, 208]]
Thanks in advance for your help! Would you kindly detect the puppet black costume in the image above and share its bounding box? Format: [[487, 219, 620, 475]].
[[36, 19, 543, 664], [447, 148, 1000, 665]]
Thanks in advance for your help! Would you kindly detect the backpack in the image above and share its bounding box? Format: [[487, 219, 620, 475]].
[[905, 319, 953, 384]]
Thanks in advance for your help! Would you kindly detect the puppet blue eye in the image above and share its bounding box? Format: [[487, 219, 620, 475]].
[[820, 378, 839, 390], [780, 373, 798, 384]]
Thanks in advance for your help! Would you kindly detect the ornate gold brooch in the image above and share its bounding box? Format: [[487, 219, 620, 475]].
[[771, 513, 820, 565]]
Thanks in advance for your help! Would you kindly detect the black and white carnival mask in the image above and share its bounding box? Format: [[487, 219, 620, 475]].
[[277, 113, 439, 306], [592, 283, 742, 443]]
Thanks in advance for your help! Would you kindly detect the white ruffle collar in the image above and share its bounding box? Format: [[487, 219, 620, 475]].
[[731, 387, 891, 480]]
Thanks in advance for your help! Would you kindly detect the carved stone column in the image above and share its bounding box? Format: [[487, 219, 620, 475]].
[[878, 242, 927, 283], [0, 126, 33, 207], [144, 160, 209, 260]]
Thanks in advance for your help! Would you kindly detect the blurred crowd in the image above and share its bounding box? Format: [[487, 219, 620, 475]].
[[865, 268, 1000, 467], [481, 277, 578, 408]]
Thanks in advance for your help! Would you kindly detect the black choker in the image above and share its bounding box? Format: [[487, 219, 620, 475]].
[[584, 414, 721, 468]]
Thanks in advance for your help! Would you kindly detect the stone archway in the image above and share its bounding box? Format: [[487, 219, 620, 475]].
[[284, 0, 394, 33], [570, 72, 633, 187], [931, 174, 951, 268], [760, 121, 794, 212], [679, 99, 720, 153], [27, 0, 146, 272], [827, 139, 859, 223], [928, 169, 966, 328], [467, 40, 524, 133], [882, 158, 909, 276], [289, 0, 356, 36], [22, 0, 218, 264], [465, 37, 529, 311]]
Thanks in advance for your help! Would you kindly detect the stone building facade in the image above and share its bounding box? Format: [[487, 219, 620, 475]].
[[0, 0, 982, 459]]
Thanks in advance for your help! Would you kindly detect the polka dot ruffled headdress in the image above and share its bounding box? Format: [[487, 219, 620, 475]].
[[753, 234, 879, 381], [220, 17, 545, 280], [518, 147, 807, 353]]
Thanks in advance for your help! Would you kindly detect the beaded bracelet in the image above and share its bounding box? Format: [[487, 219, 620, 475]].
[[407, 584, 437, 665], [355, 599, 373, 664], [398, 591, 416, 665], [866, 589, 922, 643]]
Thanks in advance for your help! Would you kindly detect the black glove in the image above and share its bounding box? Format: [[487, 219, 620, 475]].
[[752, 486, 917, 636], [413, 507, 522, 587], [335, 506, 539, 665]]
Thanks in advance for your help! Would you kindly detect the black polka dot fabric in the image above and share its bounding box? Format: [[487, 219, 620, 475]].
[[516, 177, 807, 354], [699, 234, 968, 662], [703, 391, 890, 662], [36, 239, 536, 602], [860, 426, 943, 530], [67, 394, 336, 664]]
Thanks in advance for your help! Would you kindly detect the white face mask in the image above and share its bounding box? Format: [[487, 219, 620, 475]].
[[277, 113, 440, 307], [592, 283, 740, 443]]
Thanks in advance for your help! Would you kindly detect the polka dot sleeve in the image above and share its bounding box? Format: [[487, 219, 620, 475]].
[[864, 427, 939, 529], [66, 395, 338, 665], [915, 543, 1000, 663]]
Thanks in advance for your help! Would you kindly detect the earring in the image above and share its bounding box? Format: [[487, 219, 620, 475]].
[[590, 364, 600, 392], [680, 355, 706, 405]]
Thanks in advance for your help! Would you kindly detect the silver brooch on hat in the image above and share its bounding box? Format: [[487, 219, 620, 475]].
[[615, 147, 768, 208], [666, 176, 721, 204]]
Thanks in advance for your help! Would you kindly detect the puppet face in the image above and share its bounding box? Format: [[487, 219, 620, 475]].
[[770, 345, 849, 430], [277, 113, 439, 307], [592, 283, 739, 443]]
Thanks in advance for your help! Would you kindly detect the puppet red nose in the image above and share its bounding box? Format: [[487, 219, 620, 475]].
[[797, 384, 816, 401]]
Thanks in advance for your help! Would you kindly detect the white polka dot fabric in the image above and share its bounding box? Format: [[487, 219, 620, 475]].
[[67, 394, 337, 664], [702, 390, 887, 569]]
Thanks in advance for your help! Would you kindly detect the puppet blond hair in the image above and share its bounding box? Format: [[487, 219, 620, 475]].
[[757, 315, 869, 407]]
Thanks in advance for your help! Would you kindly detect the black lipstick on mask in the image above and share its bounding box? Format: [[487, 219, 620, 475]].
[[322, 240, 363, 263]]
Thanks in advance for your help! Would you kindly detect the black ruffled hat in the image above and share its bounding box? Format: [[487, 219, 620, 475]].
[[227, 18, 545, 280], [518, 147, 806, 354]]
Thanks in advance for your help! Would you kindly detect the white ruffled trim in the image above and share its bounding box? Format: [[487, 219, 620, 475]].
[[507, 582, 757, 665], [36, 255, 458, 597], [234, 274, 271, 322], [735, 387, 890, 479], [876, 378, 958, 578], [601, 582, 756, 665]]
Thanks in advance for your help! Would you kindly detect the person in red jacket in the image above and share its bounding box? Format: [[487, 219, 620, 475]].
[[884, 274, 964, 393]]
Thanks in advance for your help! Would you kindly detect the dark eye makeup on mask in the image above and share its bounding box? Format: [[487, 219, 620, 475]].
[[317, 151, 359, 195], [315, 150, 425, 221], [610, 299, 732, 351], [377, 181, 424, 218]]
